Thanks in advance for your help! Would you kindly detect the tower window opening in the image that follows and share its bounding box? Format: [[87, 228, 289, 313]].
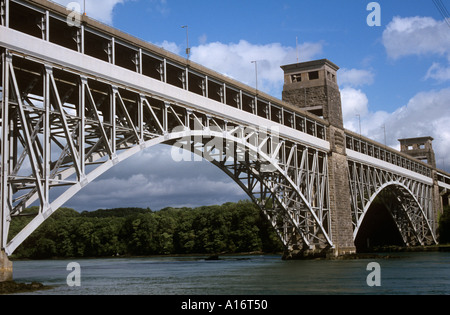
[[291, 74, 302, 82], [308, 71, 319, 80]]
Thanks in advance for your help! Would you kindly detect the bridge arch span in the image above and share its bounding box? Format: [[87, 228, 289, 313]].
[[353, 181, 436, 248], [6, 126, 333, 256]]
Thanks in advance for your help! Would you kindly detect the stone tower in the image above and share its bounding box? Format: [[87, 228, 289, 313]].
[[281, 59, 343, 128], [281, 59, 356, 257], [399, 137, 436, 168], [399, 137, 442, 226]]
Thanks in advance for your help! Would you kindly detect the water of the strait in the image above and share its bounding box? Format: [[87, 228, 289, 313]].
[[10, 251, 450, 295]]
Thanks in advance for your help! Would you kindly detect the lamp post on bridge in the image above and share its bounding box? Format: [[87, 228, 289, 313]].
[[181, 25, 190, 60], [356, 114, 361, 138], [251, 60, 258, 93]]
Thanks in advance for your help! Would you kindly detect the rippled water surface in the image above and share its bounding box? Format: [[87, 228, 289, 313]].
[[11, 252, 450, 295]]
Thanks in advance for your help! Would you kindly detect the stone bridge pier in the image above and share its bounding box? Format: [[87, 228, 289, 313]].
[[0, 251, 13, 282], [281, 59, 356, 257]]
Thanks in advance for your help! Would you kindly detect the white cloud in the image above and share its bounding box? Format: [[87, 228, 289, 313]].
[[190, 40, 324, 97], [70, 172, 244, 211], [198, 34, 208, 45], [341, 87, 392, 142], [378, 15, 450, 169], [425, 62, 450, 82], [145, 39, 324, 97], [386, 87, 450, 139], [339, 68, 374, 87], [156, 40, 182, 55], [343, 87, 450, 171], [386, 88, 450, 170], [65, 146, 247, 211], [153, 0, 170, 16], [341, 87, 369, 128], [339, 68, 375, 135], [53, 0, 128, 24], [382, 16, 450, 59]]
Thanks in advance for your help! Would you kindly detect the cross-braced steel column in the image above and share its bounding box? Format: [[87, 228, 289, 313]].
[[0, 49, 13, 281]]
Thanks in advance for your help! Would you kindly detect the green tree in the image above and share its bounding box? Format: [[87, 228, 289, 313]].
[[229, 201, 262, 252], [173, 210, 196, 254], [154, 209, 177, 254], [9, 201, 284, 259], [122, 213, 158, 255]]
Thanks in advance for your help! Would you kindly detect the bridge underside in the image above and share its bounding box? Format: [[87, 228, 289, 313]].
[[348, 161, 437, 248], [354, 198, 405, 252]]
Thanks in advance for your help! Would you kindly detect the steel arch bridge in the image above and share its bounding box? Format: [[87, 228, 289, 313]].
[[0, 0, 446, 269], [348, 162, 436, 246], [1, 48, 333, 256]]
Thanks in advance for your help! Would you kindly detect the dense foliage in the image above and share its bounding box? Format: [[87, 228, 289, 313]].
[[9, 201, 283, 259], [439, 205, 450, 244]]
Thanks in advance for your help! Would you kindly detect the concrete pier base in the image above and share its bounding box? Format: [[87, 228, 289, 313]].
[[282, 246, 356, 260], [0, 251, 13, 282], [282, 249, 327, 260]]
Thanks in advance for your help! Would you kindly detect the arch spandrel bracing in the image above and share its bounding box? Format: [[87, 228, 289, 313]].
[[348, 161, 437, 246], [0, 48, 333, 256]]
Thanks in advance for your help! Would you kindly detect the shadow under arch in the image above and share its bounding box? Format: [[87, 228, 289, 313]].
[[6, 128, 333, 255], [353, 181, 436, 251], [354, 195, 405, 252]]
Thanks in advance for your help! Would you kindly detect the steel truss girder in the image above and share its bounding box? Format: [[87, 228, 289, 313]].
[[0, 50, 333, 255], [348, 160, 437, 246], [205, 137, 332, 252]]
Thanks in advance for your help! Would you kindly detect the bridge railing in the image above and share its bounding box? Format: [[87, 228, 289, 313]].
[[2, 0, 328, 142], [437, 171, 450, 190], [345, 131, 432, 178]]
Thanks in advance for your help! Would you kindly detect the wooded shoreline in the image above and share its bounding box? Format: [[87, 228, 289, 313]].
[[9, 201, 283, 260], [8, 202, 450, 260]]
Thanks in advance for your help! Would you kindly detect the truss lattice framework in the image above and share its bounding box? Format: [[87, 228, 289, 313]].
[[348, 160, 437, 246], [0, 50, 333, 255]]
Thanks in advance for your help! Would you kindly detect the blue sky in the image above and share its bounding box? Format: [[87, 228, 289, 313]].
[[110, 0, 446, 109], [53, 0, 450, 211]]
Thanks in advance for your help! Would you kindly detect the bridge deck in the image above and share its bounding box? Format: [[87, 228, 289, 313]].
[[3, 0, 329, 141], [3, 0, 446, 182], [345, 130, 432, 181]]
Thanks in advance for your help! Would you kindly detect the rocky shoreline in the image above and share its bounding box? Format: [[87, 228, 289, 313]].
[[0, 281, 52, 295]]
